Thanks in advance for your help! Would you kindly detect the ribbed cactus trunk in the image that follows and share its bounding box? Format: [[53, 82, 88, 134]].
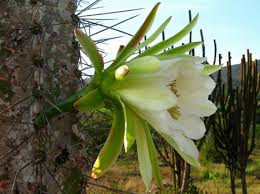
[[0, 0, 81, 193]]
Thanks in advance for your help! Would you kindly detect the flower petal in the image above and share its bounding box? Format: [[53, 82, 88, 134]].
[[179, 98, 217, 117], [117, 86, 177, 111], [141, 110, 177, 138], [170, 113, 206, 140], [136, 109, 200, 167], [160, 131, 200, 167], [176, 75, 216, 96]]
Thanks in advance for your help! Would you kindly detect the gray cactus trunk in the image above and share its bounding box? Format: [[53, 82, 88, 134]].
[[0, 0, 81, 193]]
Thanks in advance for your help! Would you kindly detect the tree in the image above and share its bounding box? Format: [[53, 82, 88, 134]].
[[0, 0, 82, 192]]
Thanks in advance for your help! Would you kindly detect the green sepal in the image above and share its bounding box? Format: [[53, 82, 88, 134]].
[[155, 54, 205, 62], [74, 29, 104, 76], [143, 124, 163, 188], [98, 107, 112, 117], [74, 88, 105, 112], [135, 16, 172, 51], [91, 100, 125, 178], [124, 106, 136, 153], [134, 117, 153, 190], [162, 42, 202, 55], [116, 45, 125, 57], [106, 3, 160, 72], [33, 84, 93, 129], [128, 3, 160, 48], [139, 14, 199, 56], [202, 64, 222, 75], [115, 56, 161, 81], [127, 56, 160, 74]]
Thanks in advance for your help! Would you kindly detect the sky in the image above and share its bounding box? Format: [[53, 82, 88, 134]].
[[79, 0, 260, 70]]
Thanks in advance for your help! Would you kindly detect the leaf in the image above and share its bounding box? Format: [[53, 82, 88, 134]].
[[124, 106, 136, 152], [134, 117, 153, 190], [162, 42, 202, 55], [106, 3, 160, 72], [202, 64, 222, 75], [63, 168, 83, 194], [135, 16, 172, 51], [74, 29, 104, 75], [74, 88, 105, 112], [143, 124, 163, 188], [139, 14, 199, 56], [91, 101, 125, 178]]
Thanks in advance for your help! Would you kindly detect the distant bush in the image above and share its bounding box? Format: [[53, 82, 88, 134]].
[[185, 178, 209, 194], [157, 179, 209, 194], [202, 170, 228, 181], [201, 132, 222, 163]]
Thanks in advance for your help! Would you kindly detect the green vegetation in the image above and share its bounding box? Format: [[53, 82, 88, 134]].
[[85, 124, 260, 193]]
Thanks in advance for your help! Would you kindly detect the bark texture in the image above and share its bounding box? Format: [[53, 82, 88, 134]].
[[0, 0, 82, 193]]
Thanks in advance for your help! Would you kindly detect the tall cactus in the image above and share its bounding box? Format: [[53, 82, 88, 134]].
[[0, 0, 143, 193], [213, 50, 259, 194]]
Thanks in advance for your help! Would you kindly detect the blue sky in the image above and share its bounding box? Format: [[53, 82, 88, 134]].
[[81, 0, 260, 66]]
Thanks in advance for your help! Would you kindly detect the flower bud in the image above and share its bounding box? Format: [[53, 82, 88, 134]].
[[115, 65, 130, 80]]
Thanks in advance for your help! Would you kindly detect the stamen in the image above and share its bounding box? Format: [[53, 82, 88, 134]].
[[169, 80, 180, 97], [168, 106, 181, 120]]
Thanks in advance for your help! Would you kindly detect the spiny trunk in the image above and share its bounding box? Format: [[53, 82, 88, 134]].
[[0, 0, 81, 193]]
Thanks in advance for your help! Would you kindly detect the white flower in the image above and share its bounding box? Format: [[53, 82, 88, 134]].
[[72, 3, 221, 189], [114, 55, 217, 167]]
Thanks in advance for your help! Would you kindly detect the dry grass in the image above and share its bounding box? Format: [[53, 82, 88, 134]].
[[86, 153, 260, 194], [86, 126, 260, 193]]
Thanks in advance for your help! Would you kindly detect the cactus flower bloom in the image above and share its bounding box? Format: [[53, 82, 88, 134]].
[[73, 2, 221, 190], [112, 55, 217, 168]]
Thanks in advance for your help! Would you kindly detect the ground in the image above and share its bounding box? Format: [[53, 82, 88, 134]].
[[86, 126, 260, 194]]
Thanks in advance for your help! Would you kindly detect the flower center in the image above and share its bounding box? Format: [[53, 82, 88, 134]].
[[169, 80, 179, 97], [168, 106, 181, 120]]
